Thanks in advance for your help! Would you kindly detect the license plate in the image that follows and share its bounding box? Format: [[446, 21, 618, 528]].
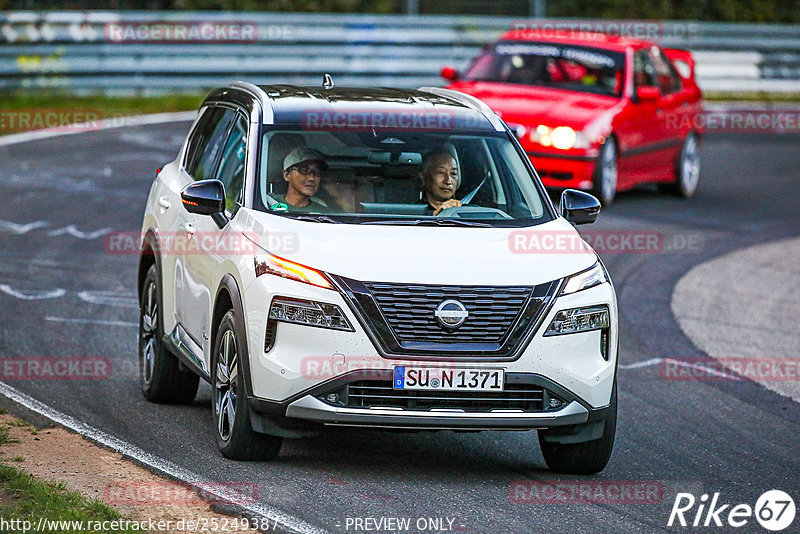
[[393, 367, 504, 391]]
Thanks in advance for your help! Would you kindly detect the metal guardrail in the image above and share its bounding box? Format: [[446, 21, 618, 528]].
[[1, 12, 799, 94]]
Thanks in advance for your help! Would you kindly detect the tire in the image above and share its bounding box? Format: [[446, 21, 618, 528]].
[[592, 137, 617, 206], [538, 384, 617, 475], [139, 264, 199, 404], [662, 132, 700, 198], [212, 309, 283, 461]]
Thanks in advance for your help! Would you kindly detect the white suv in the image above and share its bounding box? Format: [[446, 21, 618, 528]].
[[138, 81, 618, 474]]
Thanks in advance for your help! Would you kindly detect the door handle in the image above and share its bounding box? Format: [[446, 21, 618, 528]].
[[184, 223, 195, 237], [158, 196, 171, 209]]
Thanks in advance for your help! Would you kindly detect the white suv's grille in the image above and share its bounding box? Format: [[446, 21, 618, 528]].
[[362, 282, 530, 344], [332, 276, 561, 359]]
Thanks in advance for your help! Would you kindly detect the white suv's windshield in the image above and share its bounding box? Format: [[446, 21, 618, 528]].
[[257, 129, 551, 227]]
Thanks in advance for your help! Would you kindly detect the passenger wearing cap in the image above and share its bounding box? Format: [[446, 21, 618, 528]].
[[419, 149, 462, 216], [274, 147, 330, 211]]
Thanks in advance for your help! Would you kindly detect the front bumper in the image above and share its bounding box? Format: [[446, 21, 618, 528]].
[[249, 370, 609, 431], [528, 151, 597, 191], [242, 274, 618, 430]]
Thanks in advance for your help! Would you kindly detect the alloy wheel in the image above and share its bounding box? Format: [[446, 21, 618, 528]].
[[139, 280, 158, 386], [215, 329, 238, 442]]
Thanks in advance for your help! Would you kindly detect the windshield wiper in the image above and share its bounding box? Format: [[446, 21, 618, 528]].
[[284, 214, 343, 224], [362, 218, 491, 227]]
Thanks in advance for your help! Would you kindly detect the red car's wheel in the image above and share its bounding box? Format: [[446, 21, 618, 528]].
[[673, 133, 700, 198], [592, 138, 617, 206]]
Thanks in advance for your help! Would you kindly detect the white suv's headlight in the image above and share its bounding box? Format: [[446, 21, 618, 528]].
[[544, 305, 610, 336], [269, 297, 352, 331], [264, 296, 353, 352], [561, 262, 607, 296]]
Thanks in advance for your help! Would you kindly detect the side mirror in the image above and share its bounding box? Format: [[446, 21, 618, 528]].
[[441, 66, 459, 81], [181, 180, 225, 215], [560, 189, 601, 225], [635, 85, 660, 103]]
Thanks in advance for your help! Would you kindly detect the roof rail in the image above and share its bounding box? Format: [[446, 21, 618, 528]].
[[417, 86, 506, 132], [228, 81, 274, 124]]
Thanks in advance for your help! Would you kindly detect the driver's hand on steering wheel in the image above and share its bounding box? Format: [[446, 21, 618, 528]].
[[433, 199, 462, 216]]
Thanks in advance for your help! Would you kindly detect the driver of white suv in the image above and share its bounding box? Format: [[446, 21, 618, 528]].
[[419, 148, 462, 215]]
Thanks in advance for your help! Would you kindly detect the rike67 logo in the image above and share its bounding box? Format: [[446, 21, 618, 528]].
[[669, 490, 795, 531]]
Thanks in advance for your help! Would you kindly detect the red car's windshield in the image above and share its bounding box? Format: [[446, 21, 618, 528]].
[[463, 41, 626, 97]]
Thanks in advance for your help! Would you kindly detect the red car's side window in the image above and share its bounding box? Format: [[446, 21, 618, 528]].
[[633, 49, 658, 89], [652, 49, 683, 94]]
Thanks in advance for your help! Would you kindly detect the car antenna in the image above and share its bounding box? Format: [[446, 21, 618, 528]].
[[322, 73, 334, 90]]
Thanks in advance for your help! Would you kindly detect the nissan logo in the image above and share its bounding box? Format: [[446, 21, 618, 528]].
[[434, 300, 469, 329]]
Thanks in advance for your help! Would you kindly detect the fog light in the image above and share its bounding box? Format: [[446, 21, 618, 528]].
[[544, 305, 609, 336], [325, 393, 340, 404], [549, 398, 563, 409], [269, 297, 353, 332]]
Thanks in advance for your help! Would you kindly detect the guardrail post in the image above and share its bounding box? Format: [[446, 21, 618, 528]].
[[530, 0, 546, 17]]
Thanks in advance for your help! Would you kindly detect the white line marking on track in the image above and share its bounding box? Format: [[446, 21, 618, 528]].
[[0, 285, 66, 300], [0, 219, 49, 235], [45, 316, 137, 327], [0, 380, 330, 534], [618, 358, 664, 369], [47, 225, 112, 239], [77, 290, 138, 308], [0, 220, 111, 239]]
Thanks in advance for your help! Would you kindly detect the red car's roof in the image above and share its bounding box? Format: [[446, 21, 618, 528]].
[[499, 29, 654, 52]]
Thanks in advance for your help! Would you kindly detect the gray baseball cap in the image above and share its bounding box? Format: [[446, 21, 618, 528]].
[[283, 147, 328, 172]]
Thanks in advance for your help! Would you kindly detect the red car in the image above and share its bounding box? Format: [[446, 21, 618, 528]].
[[442, 30, 703, 204]]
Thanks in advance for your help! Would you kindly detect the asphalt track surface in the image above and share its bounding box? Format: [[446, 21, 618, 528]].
[[0, 122, 798, 534]]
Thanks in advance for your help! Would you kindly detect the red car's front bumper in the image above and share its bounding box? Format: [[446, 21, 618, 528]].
[[528, 151, 598, 191]]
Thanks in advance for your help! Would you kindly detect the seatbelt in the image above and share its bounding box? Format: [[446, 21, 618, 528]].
[[461, 171, 489, 205]]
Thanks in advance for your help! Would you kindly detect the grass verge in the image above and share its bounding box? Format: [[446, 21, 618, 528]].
[[0, 422, 140, 534]]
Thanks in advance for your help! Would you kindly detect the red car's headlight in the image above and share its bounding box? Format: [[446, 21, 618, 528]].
[[530, 125, 592, 150]]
